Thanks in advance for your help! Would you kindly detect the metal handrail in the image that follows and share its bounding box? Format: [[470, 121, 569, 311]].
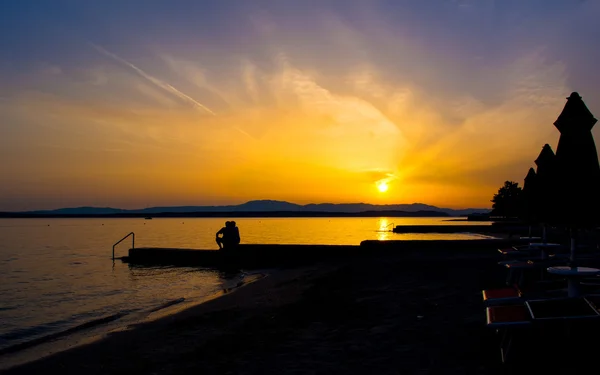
[[113, 232, 135, 260]]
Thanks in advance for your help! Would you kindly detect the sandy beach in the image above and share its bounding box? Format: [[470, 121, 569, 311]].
[[2, 247, 597, 375]]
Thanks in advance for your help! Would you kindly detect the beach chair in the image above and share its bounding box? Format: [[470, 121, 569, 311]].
[[484, 264, 569, 307], [524, 296, 600, 355], [579, 278, 600, 295], [503, 261, 538, 287], [486, 304, 531, 363], [584, 294, 600, 311], [482, 285, 522, 306], [504, 259, 569, 287], [525, 297, 600, 321], [497, 246, 537, 260]]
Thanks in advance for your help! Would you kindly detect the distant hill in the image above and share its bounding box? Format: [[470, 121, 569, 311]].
[[5, 200, 490, 217], [25, 207, 127, 215]]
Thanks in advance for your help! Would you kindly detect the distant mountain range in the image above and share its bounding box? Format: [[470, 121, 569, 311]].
[[0, 200, 490, 218]]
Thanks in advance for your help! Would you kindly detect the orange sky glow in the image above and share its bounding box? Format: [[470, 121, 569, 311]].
[[1, 1, 600, 211]]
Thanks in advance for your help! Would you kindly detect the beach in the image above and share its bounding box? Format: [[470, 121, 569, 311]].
[[2, 245, 597, 375]]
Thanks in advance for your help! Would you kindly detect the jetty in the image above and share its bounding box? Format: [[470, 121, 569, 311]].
[[392, 224, 531, 234], [122, 238, 532, 268]]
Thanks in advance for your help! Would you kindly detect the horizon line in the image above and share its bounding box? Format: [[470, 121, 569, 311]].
[[3, 200, 492, 214]]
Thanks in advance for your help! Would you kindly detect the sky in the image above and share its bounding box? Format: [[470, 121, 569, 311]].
[[1, 0, 600, 211]]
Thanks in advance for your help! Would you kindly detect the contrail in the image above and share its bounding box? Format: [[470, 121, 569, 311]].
[[232, 126, 253, 139], [91, 43, 216, 116]]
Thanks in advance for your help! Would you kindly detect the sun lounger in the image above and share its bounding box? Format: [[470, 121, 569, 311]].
[[482, 281, 567, 307], [485, 304, 531, 363], [482, 286, 522, 306], [486, 304, 530, 327], [498, 246, 537, 256], [525, 297, 600, 321], [584, 294, 600, 311], [503, 259, 573, 287], [486, 298, 600, 363], [503, 261, 539, 286]]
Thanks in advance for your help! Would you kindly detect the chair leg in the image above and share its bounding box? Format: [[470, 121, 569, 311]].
[[500, 328, 513, 364], [518, 270, 525, 289], [567, 279, 580, 297], [506, 269, 513, 286], [497, 328, 514, 364]]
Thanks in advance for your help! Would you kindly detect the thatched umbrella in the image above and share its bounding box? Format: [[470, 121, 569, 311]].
[[553, 92, 600, 262]]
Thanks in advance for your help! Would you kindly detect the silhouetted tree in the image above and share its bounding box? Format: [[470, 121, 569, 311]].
[[491, 181, 523, 217]]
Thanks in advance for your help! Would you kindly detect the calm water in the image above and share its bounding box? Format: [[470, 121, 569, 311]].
[[0, 217, 490, 352]]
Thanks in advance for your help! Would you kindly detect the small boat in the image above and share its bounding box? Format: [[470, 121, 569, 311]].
[[144, 217, 153, 220]]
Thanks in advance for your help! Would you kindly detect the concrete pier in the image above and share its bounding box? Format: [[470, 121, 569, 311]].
[[124, 239, 527, 268], [392, 224, 533, 235], [126, 245, 360, 268]]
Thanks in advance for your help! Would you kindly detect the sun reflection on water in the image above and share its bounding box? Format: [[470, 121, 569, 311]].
[[377, 218, 394, 241]]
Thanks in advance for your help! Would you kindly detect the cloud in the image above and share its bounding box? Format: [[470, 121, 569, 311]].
[[2, 1, 599, 210], [160, 55, 233, 108], [134, 81, 178, 107], [241, 59, 260, 103], [91, 44, 216, 115], [38, 63, 62, 76], [84, 67, 109, 86]]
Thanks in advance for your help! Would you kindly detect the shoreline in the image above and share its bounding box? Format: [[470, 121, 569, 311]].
[[0, 264, 338, 373], [4, 245, 597, 374], [0, 271, 268, 371], [2, 250, 506, 374]]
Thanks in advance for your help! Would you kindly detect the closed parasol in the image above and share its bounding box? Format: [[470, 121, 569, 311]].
[[553, 92, 600, 261]]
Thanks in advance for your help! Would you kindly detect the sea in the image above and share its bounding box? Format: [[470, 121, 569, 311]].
[[0, 217, 491, 361]]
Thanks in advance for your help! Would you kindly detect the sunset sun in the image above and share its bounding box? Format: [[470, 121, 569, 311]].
[[377, 181, 389, 193]]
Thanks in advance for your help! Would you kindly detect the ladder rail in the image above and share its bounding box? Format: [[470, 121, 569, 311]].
[[113, 232, 135, 260]]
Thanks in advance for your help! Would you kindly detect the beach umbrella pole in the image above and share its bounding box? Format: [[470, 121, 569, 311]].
[[542, 224, 547, 244], [570, 228, 577, 265]]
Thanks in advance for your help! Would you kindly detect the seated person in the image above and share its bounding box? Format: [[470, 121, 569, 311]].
[[216, 221, 241, 250]]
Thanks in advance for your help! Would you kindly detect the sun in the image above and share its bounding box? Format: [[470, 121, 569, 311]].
[[377, 181, 389, 193]]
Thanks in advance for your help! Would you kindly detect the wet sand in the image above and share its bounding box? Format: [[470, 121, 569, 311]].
[[1, 249, 595, 374]]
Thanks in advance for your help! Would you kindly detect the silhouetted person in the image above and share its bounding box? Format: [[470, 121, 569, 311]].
[[230, 221, 240, 245], [216, 221, 240, 250]]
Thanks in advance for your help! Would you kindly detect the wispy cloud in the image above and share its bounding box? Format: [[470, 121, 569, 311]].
[[91, 43, 216, 115]]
